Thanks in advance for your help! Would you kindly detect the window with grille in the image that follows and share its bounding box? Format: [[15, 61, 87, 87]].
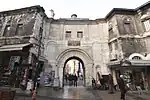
[[143, 20, 150, 32], [65, 31, 71, 39], [3, 25, 10, 37], [123, 17, 132, 34], [16, 24, 23, 35], [77, 31, 83, 38]]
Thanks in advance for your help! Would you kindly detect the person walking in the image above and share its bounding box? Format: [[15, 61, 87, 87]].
[[118, 75, 126, 100], [74, 74, 78, 87]]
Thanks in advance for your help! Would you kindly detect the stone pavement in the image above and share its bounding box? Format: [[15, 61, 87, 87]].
[[14, 86, 150, 100], [127, 91, 150, 100], [37, 86, 102, 100], [97, 91, 134, 100]]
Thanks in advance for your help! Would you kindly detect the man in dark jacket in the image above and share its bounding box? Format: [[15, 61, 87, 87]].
[[118, 75, 126, 100]]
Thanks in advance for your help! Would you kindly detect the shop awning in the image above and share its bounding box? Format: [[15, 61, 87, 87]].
[[0, 43, 31, 51], [107, 60, 150, 68], [130, 60, 150, 66], [107, 60, 121, 66]]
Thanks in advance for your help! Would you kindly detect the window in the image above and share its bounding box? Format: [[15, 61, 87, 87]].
[[143, 20, 150, 31], [109, 28, 113, 34], [124, 23, 132, 33], [109, 43, 112, 52], [123, 17, 132, 34], [77, 31, 83, 38], [132, 56, 142, 60], [3, 25, 10, 36], [65, 31, 71, 39], [16, 24, 23, 35], [39, 27, 43, 38], [114, 42, 118, 50], [0, 20, 2, 31]]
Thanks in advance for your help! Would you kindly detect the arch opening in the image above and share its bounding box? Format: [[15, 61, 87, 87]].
[[63, 56, 85, 87]]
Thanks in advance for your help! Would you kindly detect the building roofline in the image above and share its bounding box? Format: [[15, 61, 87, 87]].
[[135, 1, 150, 10], [0, 1, 149, 21], [0, 5, 45, 16], [105, 8, 135, 20], [105, 1, 150, 20]]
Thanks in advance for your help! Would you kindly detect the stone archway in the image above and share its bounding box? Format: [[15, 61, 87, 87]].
[[63, 56, 85, 87], [56, 48, 93, 87]]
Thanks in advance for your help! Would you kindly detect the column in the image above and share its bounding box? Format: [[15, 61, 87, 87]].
[[59, 65, 63, 88], [112, 70, 117, 86], [85, 63, 93, 87]]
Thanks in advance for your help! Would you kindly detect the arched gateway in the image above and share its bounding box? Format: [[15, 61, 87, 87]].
[[56, 48, 93, 87]]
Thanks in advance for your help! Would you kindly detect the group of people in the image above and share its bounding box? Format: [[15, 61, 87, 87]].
[[64, 73, 78, 87]]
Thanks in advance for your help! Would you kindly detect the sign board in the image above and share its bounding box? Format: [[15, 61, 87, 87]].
[[68, 41, 80, 46]]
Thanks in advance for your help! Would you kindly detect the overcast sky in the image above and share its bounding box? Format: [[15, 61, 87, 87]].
[[0, 0, 149, 19]]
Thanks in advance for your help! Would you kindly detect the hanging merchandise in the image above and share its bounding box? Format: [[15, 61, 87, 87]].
[[8, 56, 20, 72]]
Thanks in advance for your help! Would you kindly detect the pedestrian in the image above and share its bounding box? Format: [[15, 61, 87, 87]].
[[74, 74, 78, 87], [117, 75, 126, 100], [65, 74, 68, 84], [108, 74, 114, 94]]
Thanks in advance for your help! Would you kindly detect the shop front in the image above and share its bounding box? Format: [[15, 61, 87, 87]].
[[0, 43, 39, 89], [108, 59, 150, 91]]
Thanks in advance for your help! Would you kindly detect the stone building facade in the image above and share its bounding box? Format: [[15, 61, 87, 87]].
[[0, 1, 150, 89], [0, 6, 46, 87], [44, 16, 109, 87], [107, 2, 150, 90], [43, 1, 150, 88]]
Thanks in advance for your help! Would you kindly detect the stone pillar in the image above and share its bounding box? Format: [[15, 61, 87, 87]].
[[85, 63, 93, 87], [55, 64, 58, 78], [93, 65, 97, 80], [58, 65, 63, 88], [112, 70, 117, 86]]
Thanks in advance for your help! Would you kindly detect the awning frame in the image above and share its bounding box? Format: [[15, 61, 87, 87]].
[[0, 43, 32, 52]]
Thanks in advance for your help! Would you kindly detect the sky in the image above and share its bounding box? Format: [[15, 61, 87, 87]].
[[0, 0, 149, 19]]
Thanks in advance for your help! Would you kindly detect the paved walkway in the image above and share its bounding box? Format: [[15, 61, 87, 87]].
[[127, 91, 150, 100], [14, 86, 150, 100], [98, 91, 134, 100], [37, 86, 102, 100]]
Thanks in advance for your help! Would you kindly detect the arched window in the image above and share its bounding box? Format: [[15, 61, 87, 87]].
[[123, 17, 132, 34], [132, 56, 142, 60], [108, 21, 114, 39], [141, 14, 150, 32], [0, 20, 2, 32]]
